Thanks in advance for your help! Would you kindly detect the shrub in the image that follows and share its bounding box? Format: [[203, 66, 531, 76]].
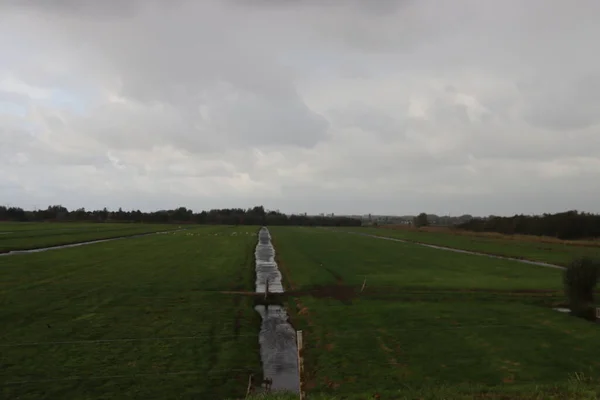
[[563, 257, 600, 319]]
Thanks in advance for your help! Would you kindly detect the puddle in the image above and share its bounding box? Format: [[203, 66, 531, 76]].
[[0, 230, 185, 257], [348, 232, 565, 270], [254, 227, 299, 393]]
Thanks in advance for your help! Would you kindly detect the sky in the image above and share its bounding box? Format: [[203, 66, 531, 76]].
[[1, 0, 600, 216]]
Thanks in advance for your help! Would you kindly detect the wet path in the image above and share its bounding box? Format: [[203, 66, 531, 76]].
[[0, 230, 182, 257], [346, 231, 565, 270], [254, 227, 299, 393]]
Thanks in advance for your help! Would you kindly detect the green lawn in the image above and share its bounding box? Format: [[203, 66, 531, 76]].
[[0, 222, 177, 253], [269, 227, 600, 399], [338, 227, 600, 266], [0, 226, 261, 399]]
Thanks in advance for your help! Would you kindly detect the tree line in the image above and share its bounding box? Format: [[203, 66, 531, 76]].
[[0, 205, 362, 227], [456, 210, 600, 240]]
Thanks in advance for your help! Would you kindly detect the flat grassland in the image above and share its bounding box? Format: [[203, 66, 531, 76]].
[[0, 222, 177, 253], [2, 224, 600, 400], [339, 226, 600, 266], [270, 227, 600, 399], [0, 226, 261, 399]]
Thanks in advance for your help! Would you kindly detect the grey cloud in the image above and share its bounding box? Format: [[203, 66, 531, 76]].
[[328, 104, 407, 139], [1, 0, 600, 215], [4, 0, 140, 18], [521, 74, 600, 131]]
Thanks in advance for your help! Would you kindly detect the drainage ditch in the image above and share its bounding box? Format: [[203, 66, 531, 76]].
[[254, 226, 299, 393]]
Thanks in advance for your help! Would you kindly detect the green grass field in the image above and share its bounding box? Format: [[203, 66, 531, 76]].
[[2, 224, 599, 399], [0, 226, 261, 399], [339, 226, 600, 266], [269, 227, 600, 399], [0, 222, 177, 253]]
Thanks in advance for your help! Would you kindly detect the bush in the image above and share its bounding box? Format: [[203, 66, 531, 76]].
[[563, 257, 600, 319]]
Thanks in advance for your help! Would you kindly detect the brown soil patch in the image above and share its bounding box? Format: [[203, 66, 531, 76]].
[[298, 307, 309, 316], [289, 284, 357, 304]]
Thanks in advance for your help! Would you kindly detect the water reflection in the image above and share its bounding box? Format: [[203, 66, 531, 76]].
[[254, 227, 299, 393]]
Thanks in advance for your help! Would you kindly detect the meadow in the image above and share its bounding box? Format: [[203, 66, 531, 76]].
[[269, 227, 600, 399], [0, 222, 176, 253], [1, 223, 599, 399], [340, 226, 600, 266], [0, 225, 261, 399]]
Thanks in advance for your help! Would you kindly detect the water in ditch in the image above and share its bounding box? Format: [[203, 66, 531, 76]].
[[254, 227, 299, 393]]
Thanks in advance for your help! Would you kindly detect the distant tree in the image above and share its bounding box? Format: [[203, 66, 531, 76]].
[[0, 204, 363, 227], [564, 257, 600, 320], [457, 210, 600, 239], [413, 213, 429, 228]]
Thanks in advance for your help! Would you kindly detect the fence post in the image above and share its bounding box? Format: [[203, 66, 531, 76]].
[[265, 278, 269, 300], [297, 330, 305, 400]]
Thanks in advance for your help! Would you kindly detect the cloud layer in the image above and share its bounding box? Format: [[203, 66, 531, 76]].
[[2, 0, 599, 215]]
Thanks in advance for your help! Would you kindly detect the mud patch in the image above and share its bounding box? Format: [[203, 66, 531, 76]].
[[291, 284, 357, 304]]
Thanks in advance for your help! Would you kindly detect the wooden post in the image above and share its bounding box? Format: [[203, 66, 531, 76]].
[[361, 278, 367, 293], [265, 278, 269, 300], [297, 330, 305, 400]]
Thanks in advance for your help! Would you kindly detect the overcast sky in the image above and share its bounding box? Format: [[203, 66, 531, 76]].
[[1, 0, 599, 216]]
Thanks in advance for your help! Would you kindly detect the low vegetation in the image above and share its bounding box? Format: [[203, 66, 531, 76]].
[[457, 210, 600, 240], [0, 222, 175, 253], [270, 227, 600, 398], [2, 224, 599, 399], [564, 257, 600, 319], [0, 226, 261, 399], [343, 226, 600, 266]]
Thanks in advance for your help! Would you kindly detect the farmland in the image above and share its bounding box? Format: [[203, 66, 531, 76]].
[[1, 225, 261, 399], [0, 222, 176, 253], [340, 226, 600, 267], [1, 223, 599, 399], [270, 227, 600, 399]]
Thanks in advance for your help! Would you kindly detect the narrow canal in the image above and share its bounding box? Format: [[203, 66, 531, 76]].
[[254, 227, 299, 393]]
